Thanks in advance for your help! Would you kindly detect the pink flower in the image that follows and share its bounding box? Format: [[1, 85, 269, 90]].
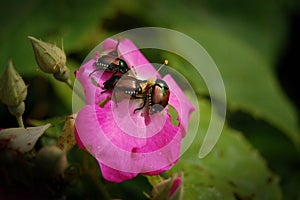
[[75, 38, 195, 182]]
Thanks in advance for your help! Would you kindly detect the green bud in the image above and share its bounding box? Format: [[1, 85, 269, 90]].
[[8, 101, 25, 117], [150, 173, 184, 200], [0, 60, 27, 107], [27, 36, 66, 74], [53, 65, 70, 81]]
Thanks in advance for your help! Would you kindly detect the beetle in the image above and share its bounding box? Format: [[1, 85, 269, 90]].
[[89, 41, 130, 77], [149, 79, 170, 114], [100, 56, 170, 114], [102, 74, 150, 103], [102, 75, 170, 114], [133, 79, 170, 114]]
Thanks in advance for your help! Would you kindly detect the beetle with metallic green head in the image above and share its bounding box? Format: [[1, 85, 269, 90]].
[[90, 41, 130, 77]]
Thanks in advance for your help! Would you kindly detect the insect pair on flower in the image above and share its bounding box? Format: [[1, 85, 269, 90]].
[[75, 38, 195, 182], [89, 40, 170, 115]]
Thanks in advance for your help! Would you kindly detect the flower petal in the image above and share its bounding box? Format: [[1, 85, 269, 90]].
[[99, 162, 138, 182], [102, 38, 118, 51], [170, 176, 182, 198], [163, 74, 195, 137], [75, 102, 182, 175], [118, 39, 159, 79], [142, 160, 177, 176]]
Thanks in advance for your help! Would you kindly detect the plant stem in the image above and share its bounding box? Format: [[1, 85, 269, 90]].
[[16, 115, 24, 128], [64, 78, 85, 101]]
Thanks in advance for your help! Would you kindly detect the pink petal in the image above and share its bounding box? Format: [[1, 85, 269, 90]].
[[118, 39, 159, 79], [170, 177, 182, 197], [99, 162, 138, 183], [102, 38, 158, 79], [142, 160, 178, 176], [102, 38, 118, 51], [110, 96, 169, 138], [74, 128, 85, 149], [75, 102, 182, 176], [163, 74, 195, 137]]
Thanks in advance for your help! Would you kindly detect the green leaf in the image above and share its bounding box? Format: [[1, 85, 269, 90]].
[[140, 0, 300, 148], [171, 100, 282, 199], [227, 111, 300, 199], [192, 27, 300, 149], [146, 175, 164, 188], [49, 74, 73, 110]]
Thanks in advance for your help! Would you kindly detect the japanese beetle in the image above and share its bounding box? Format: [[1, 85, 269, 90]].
[[133, 79, 170, 114], [90, 41, 130, 77], [100, 59, 170, 114], [101, 75, 121, 93], [149, 79, 170, 114], [102, 74, 150, 103], [102, 75, 141, 95]]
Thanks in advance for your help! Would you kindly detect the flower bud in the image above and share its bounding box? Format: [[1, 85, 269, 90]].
[[8, 102, 25, 117], [27, 36, 66, 74], [53, 65, 70, 81], [0, 60, 27, 107], [35, 145, 68, 178], [150, 173, 184, 200]]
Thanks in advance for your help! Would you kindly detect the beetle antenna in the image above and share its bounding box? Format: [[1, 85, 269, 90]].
[[116, 36, 123, 50], [147, 60, 168, 85], [115, 38, 120, 50], [131, 65, 137, 76], [154, 59, 168, 77], [113, 36, 122, 58]]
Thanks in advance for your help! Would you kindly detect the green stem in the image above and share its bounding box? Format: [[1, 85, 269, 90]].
[[64, 78, 74, 90], [64, 78, 85, 101], [16, 115, 25, 128], [8, 103, 25, 128]]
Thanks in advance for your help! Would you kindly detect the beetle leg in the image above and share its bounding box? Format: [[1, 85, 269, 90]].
[[101, 89, 108, 94], [131, 65, 137, 76], [116, 39, 120, 50], [90, 77, 101, 87], [133, 97, 147, 113], [112, 91, 119, 108], [112, 70, 118, 76], [153, 83, 162, 88], [89, 68, 101, 77]]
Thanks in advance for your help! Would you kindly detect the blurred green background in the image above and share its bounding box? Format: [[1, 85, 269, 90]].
[[1, 0, 300, 199]]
